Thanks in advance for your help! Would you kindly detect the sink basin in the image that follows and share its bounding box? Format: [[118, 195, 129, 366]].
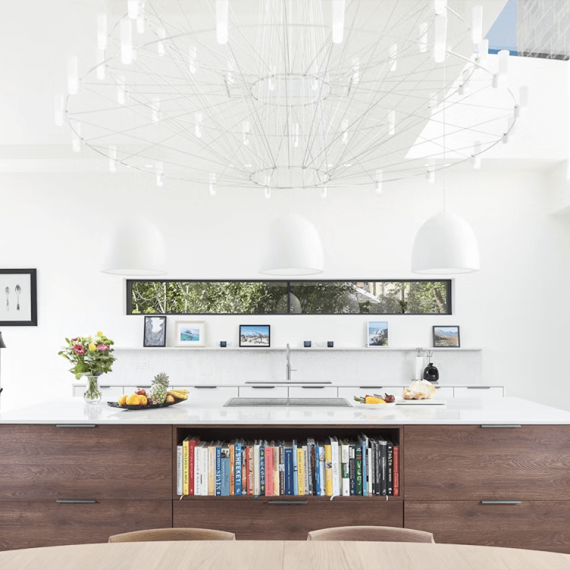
[[224, 398, 350, 407]]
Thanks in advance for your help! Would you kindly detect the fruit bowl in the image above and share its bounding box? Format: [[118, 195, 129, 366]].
[[107, 400, 181, 411], [352, 401, 396, 409]]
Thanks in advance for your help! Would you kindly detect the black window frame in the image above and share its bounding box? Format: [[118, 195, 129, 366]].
[[126, 279, 452, 316]]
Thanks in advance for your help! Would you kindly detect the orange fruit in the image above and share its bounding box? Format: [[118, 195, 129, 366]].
[[118, 394, 128, 406], [139, 395, 148, 406], [126, 394, 141, 406]]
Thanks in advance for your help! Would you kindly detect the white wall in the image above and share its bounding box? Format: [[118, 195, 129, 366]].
[[1, 164, 569, 412]]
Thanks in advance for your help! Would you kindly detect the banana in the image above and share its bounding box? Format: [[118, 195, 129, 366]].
[[167, 389, 189, 401]]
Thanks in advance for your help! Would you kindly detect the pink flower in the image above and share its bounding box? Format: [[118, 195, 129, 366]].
[[71, 337, 79, 342], [72, 344, 86, 355], [97, 344, 109, 351]]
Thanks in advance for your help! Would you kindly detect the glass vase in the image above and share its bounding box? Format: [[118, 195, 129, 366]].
[[84, 375, 102, 405]]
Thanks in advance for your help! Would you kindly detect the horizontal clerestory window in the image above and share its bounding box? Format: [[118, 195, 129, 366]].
[[127, 280, 451, 315]]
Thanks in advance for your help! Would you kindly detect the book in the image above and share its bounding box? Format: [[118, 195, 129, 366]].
[[355, 446, 363, 496], [386, 441, 394, 496], [378, 438, 387, 496], [393, 445, 400, 497], [306, 438, 315, 496], [302, 445, 309, 495], [367, 446, 373, 496], [292, 440, 299, 496], [242, 442, 248, 495], [196, 442, 209, 496], [260, 441, 266, 496], [318, 443, 326, 497], [235, 440, 243, 496], [349, 444, 356, 496], [314, 443, 321, 496], [247, 445, 254, 496], [284, 443, 293, 495], [221, 443, 230, 496], [208, 443, 217, 496], [229, 441, 235, 496], [273, 447, 280, 496], [324, 443, 333, 496], [358, 434, 368, 496], [370, 439, 378, 495], [297, 446, 305, 496], [254, 441, 261, 496], [330, 436, 340, 497], [265, 444, 274, 496], [215, 442, 222, 497], [340, 441, 350, 497], [176, 444, 183, 496], [183, 436, 199, 496], [279, 444, 285, 495]]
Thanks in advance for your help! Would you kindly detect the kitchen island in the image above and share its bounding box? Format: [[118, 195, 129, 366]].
[[1, 397, 569, 553]]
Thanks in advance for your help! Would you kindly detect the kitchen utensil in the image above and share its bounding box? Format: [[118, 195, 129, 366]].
[[15, 285, 21, 310], [4, 287, 9, 311]]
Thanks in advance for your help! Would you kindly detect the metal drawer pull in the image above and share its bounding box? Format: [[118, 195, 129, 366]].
[[301, 386, 325, 389], [467, 386, 492, 389], [57, 499, 97, 504], [251, 386, 275, 389], [194, 386, 218, 389], [481, 425, 521, 428], [56, 425, 96, 428], [267, 501, 308, 505], [359, 386, 382, 389], [481, 501, 521, 505]]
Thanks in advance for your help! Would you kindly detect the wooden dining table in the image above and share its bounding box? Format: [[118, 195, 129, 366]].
[[1, 540, 570, 570]]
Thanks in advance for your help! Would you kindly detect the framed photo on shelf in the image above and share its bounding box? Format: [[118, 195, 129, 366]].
[[174, 320, 206, 347], [367, 321, 388, 347], [433, 325, 460, 347], [239, 325, 270, 348], [0, 269, 37, 326], [143, 315, 167, 347]]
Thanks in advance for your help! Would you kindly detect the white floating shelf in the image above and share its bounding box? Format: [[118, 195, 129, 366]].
[[113, 347, 482, 352]]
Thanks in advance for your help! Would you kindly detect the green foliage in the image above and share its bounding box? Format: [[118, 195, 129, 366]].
[[58, 332, 116, 379]]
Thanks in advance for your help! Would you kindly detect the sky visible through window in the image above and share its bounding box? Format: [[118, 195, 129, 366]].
[[486, 0, 517, 54]]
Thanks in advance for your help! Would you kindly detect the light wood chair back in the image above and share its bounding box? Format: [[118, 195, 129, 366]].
[[109, 528, 236, 543], [307, 526, 435, 543]]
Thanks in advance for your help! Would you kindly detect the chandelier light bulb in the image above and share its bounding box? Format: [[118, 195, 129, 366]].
[[67, 56, 79, 95], [419, 22, 428, 53], [427, 159, 435, 184], [477, 39, 489, 68], [137, 12, 145, 34], [471, 5, 483, 45], [433, 14, 448, 63], [128, 0, 140, 20], [189, 46, 197, 74], [120, 19, 133, 64], [293, 123, 300, 148], [156, 162, 164, 187], [321, 186, 327, 199], [388, 110, 396, 136], [264, 187, 271, 199], [157, 27, 166, 56], [433, 0, 447, 16], [498, 49, 509, 76], [109, 144, 117, 173], [195, 112, 203, 138], [458, 70, 470, 96], [375, 169, 383, 194], [216, 0, 229, 45], [54, 92, 65, 127], [209, 172, 217, 195], [332, 0, 345, 44], [389, 43, 398, 71], [472, 141, 482, 169], [97, 13, 107, 50]]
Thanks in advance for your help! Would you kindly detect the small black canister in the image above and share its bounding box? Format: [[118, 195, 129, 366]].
[[423, 362, 439, 383]]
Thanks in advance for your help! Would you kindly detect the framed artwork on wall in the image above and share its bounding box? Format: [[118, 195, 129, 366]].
[[239, 325, 270, 347], [143, 315, 167, 347], [367, 321, 388, 347], [0, 269, 37, 326], [433, 325, 460, 347], [174, 320, 206, 347]]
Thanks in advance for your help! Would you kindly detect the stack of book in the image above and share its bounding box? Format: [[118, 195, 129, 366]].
[[177, 435, 399, 498]]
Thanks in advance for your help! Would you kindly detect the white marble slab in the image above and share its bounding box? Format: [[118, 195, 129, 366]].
[[1, 397, 569, 425]]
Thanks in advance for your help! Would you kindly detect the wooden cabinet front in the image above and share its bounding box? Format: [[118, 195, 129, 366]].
[[405, 501, 570, 554], [174, 498, 403, 540], [404, 425, 570, 500], [0, 425, 172, 500], [0, 500, 172, 551]]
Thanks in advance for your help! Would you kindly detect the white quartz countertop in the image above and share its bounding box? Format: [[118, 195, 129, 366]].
[[1, 397, 569, 425]]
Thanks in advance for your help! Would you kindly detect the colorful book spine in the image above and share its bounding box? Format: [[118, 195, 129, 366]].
[[318, 445, 326, 497], [201, 445, 209, 496], [273, 447, 280, 496], [393, 446, 400, 497], [379, 439, 387, 496], [349, 445, 356, 496], [176, 445, 183, 496], [386, 441, 394, 496], [260, 443, 266, 495], [284, 447, 293, 495], [253, 442, 260, 496], [235, 441, 243, 496], [341, 443, 350, 496], [355, 446, 362, 496], [302, 445, 309, 495], [215, 444, 222, 496], [297, 447, 304, 495], [221, 446, 230, 496], [229, 442, 235, 496], [292, 441, 298, 496], [315, 444, 321, 496], [279, 446, 285, 495], [242, 445, 248, 495], [359, 436, 368, 496], [367, 447, 373, 496], [331, 437, 340, 497], [306, 440, 313, 496], [265, 446, 273, 496], [247, 446, 254, 496], [208, 445, 216, 496], [325, 444, 333, 496]]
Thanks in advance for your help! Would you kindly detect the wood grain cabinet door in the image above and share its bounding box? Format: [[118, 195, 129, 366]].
[[404, 425, 570, 500], [0, 425, 172, 500], [405, 501, 570, 554], [0, 500, 172, 551], [175, 498, 403, 540]]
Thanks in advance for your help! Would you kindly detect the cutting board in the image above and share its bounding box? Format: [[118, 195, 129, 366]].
[[396, 398, 446, 405]]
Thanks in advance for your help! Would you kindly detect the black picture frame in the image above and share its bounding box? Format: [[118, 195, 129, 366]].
[[0, 269, 37, 326], [143, 315, 167, 347], [433, 325, 460, 348], [239, 325, 270, 348]]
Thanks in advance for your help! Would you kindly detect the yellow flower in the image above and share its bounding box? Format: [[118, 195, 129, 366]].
[[89, 343, 97, 351], [97, 331, 103, 337]]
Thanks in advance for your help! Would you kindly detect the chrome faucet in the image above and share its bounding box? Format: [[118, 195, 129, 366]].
[[286, 343, 297, 381]]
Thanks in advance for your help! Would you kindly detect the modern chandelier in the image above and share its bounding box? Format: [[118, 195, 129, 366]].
[[65, 0, 521, 193]]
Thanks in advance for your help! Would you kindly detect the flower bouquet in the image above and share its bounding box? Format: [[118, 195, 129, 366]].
[[59, 332, 116, 404]]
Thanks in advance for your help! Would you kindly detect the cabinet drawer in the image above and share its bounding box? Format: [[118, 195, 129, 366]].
[[405, 501, 570, 554], [432, 386, 454, 399], [73, 385, 124, 399], [454, 386, 504, 398], [175, 497, 402, 540], [288, 387, 338, 399], [239, 386, 289, 398], [180, 387, 239, 407], [404, 425, 570, 500], [0, 500, 172, 551], [338, 386, 404, 401], [0, 425, 172, 500]]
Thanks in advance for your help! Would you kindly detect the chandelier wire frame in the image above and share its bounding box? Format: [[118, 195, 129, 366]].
[[66, 0, 518, 191]]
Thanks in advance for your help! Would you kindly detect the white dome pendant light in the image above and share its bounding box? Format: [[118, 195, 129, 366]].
[[260, 214, 324, 276], [411, 12, 479, 276], [101, 216, 167, 276]]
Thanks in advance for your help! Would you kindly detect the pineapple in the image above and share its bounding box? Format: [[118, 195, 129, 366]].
[[148, 372, 169, 405]]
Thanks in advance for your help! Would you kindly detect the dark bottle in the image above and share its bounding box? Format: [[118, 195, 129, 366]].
[[423, 362, 439, 383]]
